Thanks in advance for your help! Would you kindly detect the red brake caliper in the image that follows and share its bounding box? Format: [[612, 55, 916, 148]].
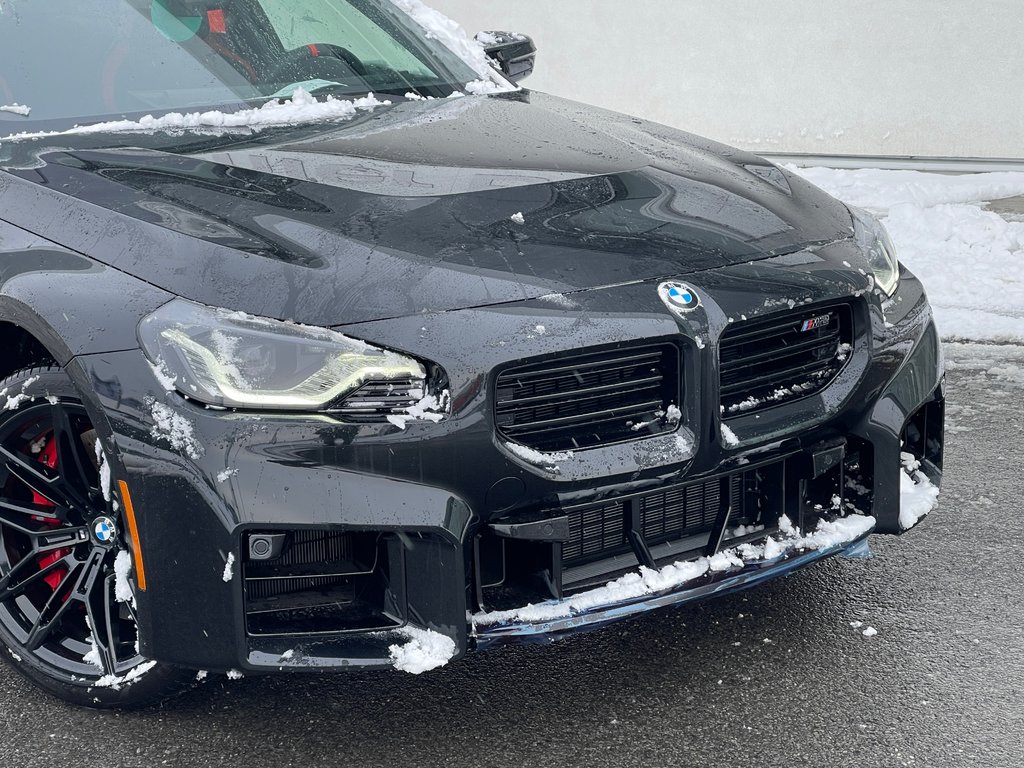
[[32, 436, 70, 592]]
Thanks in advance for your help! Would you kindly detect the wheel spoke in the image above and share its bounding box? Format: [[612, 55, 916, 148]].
[[24, 560, 83, 651], [0, 497, 64, 523], [86, 573, 121, 676], [33, 526, 88, 554], [0, 446, 70, 509], [50, 404, 96, 505], [0, 509, 86, 557], [24, 547, 104, 652], [0, 552, 75, 602]]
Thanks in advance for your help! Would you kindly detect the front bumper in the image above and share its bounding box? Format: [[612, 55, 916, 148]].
[[473, 530, 874, 648], [66, 252, 944, 673]]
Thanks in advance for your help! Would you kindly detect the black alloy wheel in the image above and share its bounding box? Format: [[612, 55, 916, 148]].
[[0, 367, 190, 708]]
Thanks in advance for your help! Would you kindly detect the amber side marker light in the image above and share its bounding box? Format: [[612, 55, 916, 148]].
[[117, 480, 147, 592]]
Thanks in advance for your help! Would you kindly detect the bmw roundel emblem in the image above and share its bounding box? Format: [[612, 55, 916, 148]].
[[658, 281, 701, 314], [92, 517, 116, 544]]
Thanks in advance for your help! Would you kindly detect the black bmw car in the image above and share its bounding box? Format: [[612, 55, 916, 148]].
[[0, 0, 943, 707]]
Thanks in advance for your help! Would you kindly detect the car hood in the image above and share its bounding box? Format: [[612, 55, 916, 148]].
[[0, 91, 853, 327]]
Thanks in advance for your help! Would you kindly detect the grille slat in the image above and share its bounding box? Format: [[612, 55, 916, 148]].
[[720, 305, 853, 417], [496, 344, 680, 452], [495, 374, 664, 409], [720, 328, 841, 369], [335, 377, 423, 419]]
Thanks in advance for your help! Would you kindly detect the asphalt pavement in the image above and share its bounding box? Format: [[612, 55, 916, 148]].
[[1, 341, 1022, 768]]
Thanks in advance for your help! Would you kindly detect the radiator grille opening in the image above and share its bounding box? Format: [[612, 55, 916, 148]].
[[720, 304, 853, 418], [563, 475, 746, 566], [495, 344, 681, 452]]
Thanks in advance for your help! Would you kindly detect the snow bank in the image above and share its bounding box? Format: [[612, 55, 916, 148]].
[[474, 513, 875, 627], [0, 104, 31, 116], [1, 88, 388, 144], [388, 626, 456, 674], [794, 167, 1024, 210], [790, 167, 1024, 344]]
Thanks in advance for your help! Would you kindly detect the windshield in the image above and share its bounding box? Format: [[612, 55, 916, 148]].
[[0, 0, 491, 130]]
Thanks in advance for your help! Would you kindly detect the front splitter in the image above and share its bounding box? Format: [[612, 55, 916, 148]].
[[471, 533, 873, 648]]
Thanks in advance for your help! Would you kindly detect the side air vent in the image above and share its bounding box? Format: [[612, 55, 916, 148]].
[[495, 344, 681, 452], [334, 377, 424, 422]]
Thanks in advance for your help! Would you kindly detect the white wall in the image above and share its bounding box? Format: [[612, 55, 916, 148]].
[[431, 0, 1024, 160]]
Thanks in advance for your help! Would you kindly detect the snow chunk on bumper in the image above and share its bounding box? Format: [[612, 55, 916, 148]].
[[388, 627, 456, 674]]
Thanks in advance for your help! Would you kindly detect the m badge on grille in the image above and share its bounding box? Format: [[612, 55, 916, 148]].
[[800, 314, 831, 332]]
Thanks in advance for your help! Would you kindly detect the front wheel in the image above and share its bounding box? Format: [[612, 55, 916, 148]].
[[0, 366, 191, 708]]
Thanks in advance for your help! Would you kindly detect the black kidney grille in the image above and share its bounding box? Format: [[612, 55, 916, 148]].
[[495, 345, 680, 452], [720, 305, 853, 417], [563, 475, 745, 565]]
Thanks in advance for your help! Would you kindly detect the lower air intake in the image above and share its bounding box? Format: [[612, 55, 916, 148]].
[[242, 530, 405, 637]]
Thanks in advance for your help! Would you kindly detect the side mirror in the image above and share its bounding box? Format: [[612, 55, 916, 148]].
[[476, 31, 537, 83]]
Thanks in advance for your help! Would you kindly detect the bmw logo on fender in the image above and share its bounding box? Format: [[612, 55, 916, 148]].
[[658, 281, 701, 315]]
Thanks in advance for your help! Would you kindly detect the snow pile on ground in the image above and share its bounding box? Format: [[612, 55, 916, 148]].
[[791, 167, 1024, 344], [0, 104, 30, 116], [899, 452, 941, 530], [1, 88, 388, 144], [222, 553, 235, 583], [388, 626, 457, 674], [473, 513, 875, 628]]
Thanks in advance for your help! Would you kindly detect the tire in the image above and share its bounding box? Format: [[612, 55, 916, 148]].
[[0, 366, 193, 708]]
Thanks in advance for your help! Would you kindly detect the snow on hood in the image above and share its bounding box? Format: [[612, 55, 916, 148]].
[[0, 89, 388, 145]]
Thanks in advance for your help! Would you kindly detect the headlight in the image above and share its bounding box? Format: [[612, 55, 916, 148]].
[[139, 299, 426, 410], [849, 206, 900, 297]]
